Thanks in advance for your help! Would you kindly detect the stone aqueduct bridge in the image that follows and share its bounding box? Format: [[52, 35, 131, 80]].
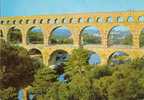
[[0, 11, 144, 65]]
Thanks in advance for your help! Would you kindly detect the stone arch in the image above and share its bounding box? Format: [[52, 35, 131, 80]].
[[87, 17, 94, 23], [49, 19, 55, 24], [48, 49, 69, 66], [97, 17, 104, 23], [117, 16, 124, 22], [19, 19, 23, 24], [107, 16, 113, 23], [61, 18, 67, 24], [88, 51, 101, 65], [78, 17, 84, 23], [140, 28, 144, 48], [49, 26, 73, 45], [28, 48, 43, 63], [26, 26, 44, 44], [26, 19, 30, 24], [138, 16, 144, 22], [0, 29, 4, 38], [108, 51, 130, 66], [127, 16, 134, 22], [33, 19, 37, 24], [7, 20, 10, 24], [7, 26, 22, 44], [69, 18, 77, 24], [69, 18, 73, 23], [54, 18, 59, 24], [107, 26, 133, 47], [40, 19, 43, 24], [80, 26, 101, 45], [0, 20, 4, 24], [47, 19, 51, 24], [13, 20, 16, 24]]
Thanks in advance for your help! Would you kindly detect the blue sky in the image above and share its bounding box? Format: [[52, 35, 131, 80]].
[[1, 0, 144, 16]]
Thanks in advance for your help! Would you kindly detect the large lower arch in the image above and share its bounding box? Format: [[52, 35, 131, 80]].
[[108, 26, 132, 47], [26, 26, 44, 44], [48, 49, 69, 67], [28, 48, 43, 63], [80, 26, 101, 45], [7, 27, 22, 44], [49, 50, 69, 76], [108, 51, 130, 66], [49, 26, 73, 45], [140, 28, 144, 48]]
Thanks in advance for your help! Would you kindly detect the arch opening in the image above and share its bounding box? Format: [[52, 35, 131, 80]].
[[54, 18, 59, 24], [49, 26, 73, 45], [127, 16, 134, 22], [117, 16, 124, 22], [7, 27, 22, 44], [108, 51, 130, 66], [70, 18, 78, 24], [87, 17, 94, 23], [80, 26, 101, 45], [108, 26, 132, 47], [27, 26, 43, 44], [88, 51, 101, 65], [97, 17, 104, 23], [140, 28, 144, 48], [79, 17, 84, 23], [107, 16, 113, 23], [49, 50, 69, 75], [0, 29, 3, 38], [62, 18, 67, 24], [138, 16, 144, 22], [28, 48, 43, 63]]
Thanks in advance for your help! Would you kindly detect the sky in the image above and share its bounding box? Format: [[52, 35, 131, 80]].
[[0, 0, 144, 16]]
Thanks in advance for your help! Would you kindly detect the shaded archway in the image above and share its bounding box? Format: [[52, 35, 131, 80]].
[[138, 16, 144, 22], [108, 51, 130, 66], [78, 17, 84, 23], [88, 51, 101, 65], [49, 26, 73, 44], [7, 27, 22, 44], [127, 16, 134, 22], [140, 28, 144, 48], [80, 26, 101, 45], [0, 29, 3, 38], [27, 26, 43, 44], [117, 16, 124, 22], [108, 26, 132, 47], [87, 17, 94, 23], [97, 17, 104, 23], [49, 50, 69, 75], [107, 16, 113, 23], [28, 48, 43, 63]]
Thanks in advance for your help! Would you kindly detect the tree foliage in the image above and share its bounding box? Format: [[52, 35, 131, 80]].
[[32, 48, 144, 100], [0, 39, 37, 99]]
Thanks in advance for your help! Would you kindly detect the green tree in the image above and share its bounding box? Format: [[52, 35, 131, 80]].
[[140, 30, 144, 47], [7, 28, 22, 44], [32, 66, 57, 99], [94, 57, 144, 100], [31, 47, 144, 100], [27, 31, 43, 44], [65, 48, 90, 76], [0, 39, 36, 99]]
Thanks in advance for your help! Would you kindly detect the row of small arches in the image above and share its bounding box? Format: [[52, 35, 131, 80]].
[[1, 16, 144, 25]]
